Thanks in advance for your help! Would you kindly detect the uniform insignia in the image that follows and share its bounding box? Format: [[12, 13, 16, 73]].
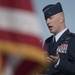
[[57, 44, 68, 53], [65, 37, 70, 40]]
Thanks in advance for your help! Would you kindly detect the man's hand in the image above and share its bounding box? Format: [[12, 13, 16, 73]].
[[47, 52, 59, 65]]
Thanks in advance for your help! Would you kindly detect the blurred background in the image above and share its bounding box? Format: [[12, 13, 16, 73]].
[[0, 0, 75, 75], [33, 0, 75, 41]]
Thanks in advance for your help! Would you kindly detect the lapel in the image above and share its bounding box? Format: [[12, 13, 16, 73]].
[[47, 35, 54, 55], [51, 29, 70, 56]]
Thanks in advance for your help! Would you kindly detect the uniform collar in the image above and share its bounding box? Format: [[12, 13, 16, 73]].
[[54, 28, 68, 42]]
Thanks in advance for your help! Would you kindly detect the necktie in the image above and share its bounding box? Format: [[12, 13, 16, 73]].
[[53, 37, 56, 47], [54, 37, 56, 43], [52, 37, 56, 56]]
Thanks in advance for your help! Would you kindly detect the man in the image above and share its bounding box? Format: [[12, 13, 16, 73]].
[[42, 2, 75, 75]]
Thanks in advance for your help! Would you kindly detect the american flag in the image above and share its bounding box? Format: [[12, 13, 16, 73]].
[[0, 0, 48, 75]]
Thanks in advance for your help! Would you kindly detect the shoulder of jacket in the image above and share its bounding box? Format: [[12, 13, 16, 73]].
[[68, 32, 75, 37], [45, 35, 53, 43]]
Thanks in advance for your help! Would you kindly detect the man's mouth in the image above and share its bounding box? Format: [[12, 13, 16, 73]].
[[48, 26, 52, 29]]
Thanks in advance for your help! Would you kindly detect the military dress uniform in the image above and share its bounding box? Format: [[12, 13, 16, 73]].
[[44, 29, 75, 75]]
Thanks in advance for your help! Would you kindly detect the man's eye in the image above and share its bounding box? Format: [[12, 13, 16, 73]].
[[49, 17, 52, 19]]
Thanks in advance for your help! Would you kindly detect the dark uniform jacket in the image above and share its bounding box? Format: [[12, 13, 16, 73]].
[[44, 29, 75, 75]]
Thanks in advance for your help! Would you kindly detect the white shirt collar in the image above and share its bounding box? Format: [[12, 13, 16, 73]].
[[54, 28, 67, 42]]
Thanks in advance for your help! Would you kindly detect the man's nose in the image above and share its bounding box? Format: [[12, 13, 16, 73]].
[[46, 18, 51, 25]]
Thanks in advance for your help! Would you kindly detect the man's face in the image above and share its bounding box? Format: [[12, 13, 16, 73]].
[[46, 13, 63, 35]]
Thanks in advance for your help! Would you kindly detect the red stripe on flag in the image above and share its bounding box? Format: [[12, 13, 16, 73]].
[[0, 30, 42, 48], [14, 60, 38, 75], [0, 0, 34, 12]]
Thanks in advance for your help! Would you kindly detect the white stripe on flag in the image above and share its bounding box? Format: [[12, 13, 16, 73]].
[[0, 7, 42, 36]]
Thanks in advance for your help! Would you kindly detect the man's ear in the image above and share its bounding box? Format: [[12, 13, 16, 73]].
[[60, 16, 64, 23]]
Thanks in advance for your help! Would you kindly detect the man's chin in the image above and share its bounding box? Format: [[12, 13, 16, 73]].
[[50, 31, 57, 35], [50, 30, 54, 34]]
